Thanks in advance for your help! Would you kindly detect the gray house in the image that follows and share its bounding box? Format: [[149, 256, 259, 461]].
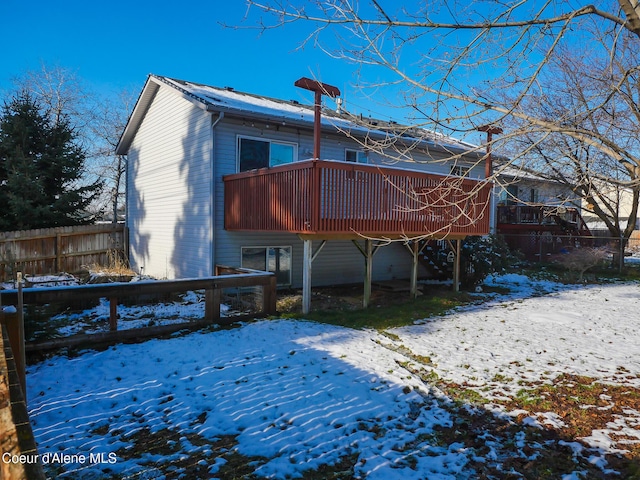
[[116, 75, 491, 305]]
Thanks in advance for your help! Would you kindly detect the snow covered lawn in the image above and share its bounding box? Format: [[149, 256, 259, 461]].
[[26, 276, 640, 479], [38, 291, 209, 339]]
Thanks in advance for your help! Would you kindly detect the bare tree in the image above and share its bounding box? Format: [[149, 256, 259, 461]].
[[9, 64, 132, 222], [497, 18, 640, 245], [555, 247, 610, 282], [89, 90, 133, 223], [12, 63, 90, 132], [241, 0, 640, 243]]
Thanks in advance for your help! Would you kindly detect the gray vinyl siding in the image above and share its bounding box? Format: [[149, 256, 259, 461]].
[[217, 232, 425, 289], [303, 239, 425, 288], [128, 91, 473, 284], [209, 117, 429, 287], [126, 86, 213, 279]]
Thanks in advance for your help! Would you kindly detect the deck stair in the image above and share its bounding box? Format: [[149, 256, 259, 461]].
[[497, 205, 593, 260], [414, 240, 453, 280], [548, 207, 592, 237]]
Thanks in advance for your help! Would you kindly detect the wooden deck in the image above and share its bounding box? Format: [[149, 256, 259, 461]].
[[224, 160, 491, 239], [497, 205, 593, 261]]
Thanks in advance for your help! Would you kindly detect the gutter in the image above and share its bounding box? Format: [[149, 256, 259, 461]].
[[203, 104, 481, 160]]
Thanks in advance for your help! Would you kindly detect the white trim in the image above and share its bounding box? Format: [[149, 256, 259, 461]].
[[236, 134, 298, 172], [344, 147, 368, 164], [241, 245, 292, 286]]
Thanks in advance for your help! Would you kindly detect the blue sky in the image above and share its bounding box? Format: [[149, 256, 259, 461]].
[[0, 0, 398, 119], [0, 0, 585, 141]]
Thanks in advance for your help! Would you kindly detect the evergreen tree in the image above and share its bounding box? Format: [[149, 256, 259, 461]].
[[0, 91, 102, 231]]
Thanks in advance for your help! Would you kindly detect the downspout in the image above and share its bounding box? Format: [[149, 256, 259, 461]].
[[210, 111, 224, 275]]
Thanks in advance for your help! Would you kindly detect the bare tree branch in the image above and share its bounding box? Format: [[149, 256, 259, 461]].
[[240, 0, 640, 243]]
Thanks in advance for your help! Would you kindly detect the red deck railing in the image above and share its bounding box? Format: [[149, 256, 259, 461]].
[[497, 205, 590, 231], [224, 160, 491, 238]]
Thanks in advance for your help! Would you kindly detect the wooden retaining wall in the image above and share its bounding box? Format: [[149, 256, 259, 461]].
[[0, 321, 45, 480], [0, 267, 276, 479], [0, 267, 277, 355], [0, 224, 126, 282]]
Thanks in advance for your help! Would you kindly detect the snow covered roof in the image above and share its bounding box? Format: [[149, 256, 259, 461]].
[[495, 162, 557, 184], [116, 74, 480, 156]]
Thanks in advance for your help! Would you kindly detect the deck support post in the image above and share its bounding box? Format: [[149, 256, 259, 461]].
[[453, 239, 462, 292], [403, 240, 430, 299], [353, 239, 381, 308], [447, 239, 463, 292], [364, 239, 373, 308], [302, 240, 312, 314], [410, 241, 419, 299], [301, 239, 327, 314]]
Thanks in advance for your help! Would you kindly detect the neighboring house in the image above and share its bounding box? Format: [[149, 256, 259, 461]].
[[494, 165, 591, 260], [580, 180, 639, 234], [116, 75, 491, 309], [494, 165, 579, 208]]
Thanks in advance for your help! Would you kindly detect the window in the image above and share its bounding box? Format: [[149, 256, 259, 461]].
[[238, 137, 296, 172], [241, 246, 292, 285], [499, 185, 520, 205], [345, 149, 368, 163], [500, 185, 519, 205], [450, 165, 470, 177]]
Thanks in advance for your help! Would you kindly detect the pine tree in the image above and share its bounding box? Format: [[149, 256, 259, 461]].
[[0, 91, 102, 231]]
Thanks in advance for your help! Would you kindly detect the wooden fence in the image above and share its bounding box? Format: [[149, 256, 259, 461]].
[[0, 324, 45, 480], [498, 231, 640, 263], [0, 266, 277, 355], [0, 267, 275, 480], [0, 224, 126, 282]]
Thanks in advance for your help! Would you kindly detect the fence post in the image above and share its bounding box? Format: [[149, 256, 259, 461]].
[[619, 234, 625, 273], [538, 233, 543, 263], [109, 297, 118, 331], [205, 285, 221, 322], [55, 233, 62, 272], [1, 272, 27, 402], [262, 274, 277, 315]]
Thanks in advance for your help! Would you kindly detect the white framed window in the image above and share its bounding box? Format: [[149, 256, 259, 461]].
[[345, 148, 368, 163], [241, 246, 292, 286], [237, 136, 297, 172]]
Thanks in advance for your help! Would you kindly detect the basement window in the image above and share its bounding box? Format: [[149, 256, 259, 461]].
[[238, 136, 297, 172], [241, 246, 292, 286]]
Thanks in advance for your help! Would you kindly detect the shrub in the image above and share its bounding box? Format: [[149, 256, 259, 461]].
[[553, 247, 609, 282], [461, 235, 520, 287]]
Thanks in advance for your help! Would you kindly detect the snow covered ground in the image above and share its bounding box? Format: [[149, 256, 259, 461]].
[[24, 275, 640, 479], [46, 291, 210, 338]]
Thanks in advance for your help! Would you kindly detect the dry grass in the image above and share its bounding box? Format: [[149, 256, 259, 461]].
[[83, 249, 136, 279]]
